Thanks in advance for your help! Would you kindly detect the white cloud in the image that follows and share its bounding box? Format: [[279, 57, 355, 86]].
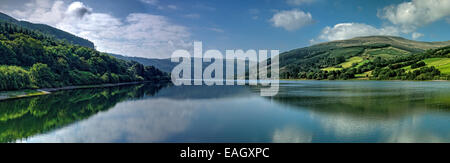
[[316, 23, 400, 42], [86, 13, 191, 59], [313, 0, 450, 43], [3, 0, 192, 59], [286, 0, 316, 6], [140, 0, 158, 5], [9, 0, 65, 25], [66, 1, 91, 18], [270, 9, 314, 31], [379, 0, 450, 32], [412, 32, 424, 40]]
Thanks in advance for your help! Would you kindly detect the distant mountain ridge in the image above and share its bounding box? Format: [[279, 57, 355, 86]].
[[109, 36, 450, 81], [108, 54, 176, 73], [315, 36, 450, 52], [0, 12, 94, 48], [108, 54, 255, 79]]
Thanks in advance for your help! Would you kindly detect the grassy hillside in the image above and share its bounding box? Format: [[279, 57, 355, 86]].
[[0, 12, 94, 49], [280, 36, 450, 80], [403, 58, 450, 75], [322, 56, 364, 71]]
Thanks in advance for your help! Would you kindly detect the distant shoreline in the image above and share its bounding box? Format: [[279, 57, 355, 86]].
[[0, 81, 156, 101], [38, 81, 144, 92], [1, 79, 448, 101], [280, 78, 450, 82]]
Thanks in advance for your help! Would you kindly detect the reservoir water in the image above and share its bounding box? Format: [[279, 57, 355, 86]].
[[1, 81, 449, 143]]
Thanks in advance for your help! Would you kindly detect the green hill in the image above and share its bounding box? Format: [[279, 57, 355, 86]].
[[280, 36, 450, 80], [0, 20, 168, 91], [0, 12, 94, 48]]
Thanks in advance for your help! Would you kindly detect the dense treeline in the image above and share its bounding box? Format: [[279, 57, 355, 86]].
[[372, 66, 441, 80], [283, 45, 450, 81], [0, 21, 168, 91]]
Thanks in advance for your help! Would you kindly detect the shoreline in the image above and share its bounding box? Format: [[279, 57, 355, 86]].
[[38, 81, 145, 92], [1, 79, 448, 101], [0, 81, 149, 101], [280, 78, 450, 82]]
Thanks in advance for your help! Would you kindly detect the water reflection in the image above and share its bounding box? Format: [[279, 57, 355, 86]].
[[0, 84, 166, 142], [271, 81, 450, 118], [272, 126, 312, 143], [19, 85, 254, 143], [0, 81, 448, 143], [25, 99, 197, 142], [269, 81, 450, 142]]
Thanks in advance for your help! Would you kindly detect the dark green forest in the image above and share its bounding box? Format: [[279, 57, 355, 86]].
[[0, 21, 168, 91]]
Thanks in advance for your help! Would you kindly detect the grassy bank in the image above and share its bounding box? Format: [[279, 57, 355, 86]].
[[0, 89, 50, 101]]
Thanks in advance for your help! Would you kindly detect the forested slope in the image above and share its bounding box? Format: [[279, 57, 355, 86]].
[[0, 21, 168, 91], [0, 12, 94, 48]]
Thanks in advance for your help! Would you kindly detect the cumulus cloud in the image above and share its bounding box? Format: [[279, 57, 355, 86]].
[[316, 23, 400, 42], [8, 0, 65, 26], [286, 0, 316, 6], [66, 1, 91, 18], [3, 0, 192, 59], [379, 0, 450, 32], [313, 0, 450, 43], [270, 9, 314, 31]]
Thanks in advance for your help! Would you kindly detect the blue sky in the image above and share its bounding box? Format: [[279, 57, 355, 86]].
[[1, 0, 450, 58]]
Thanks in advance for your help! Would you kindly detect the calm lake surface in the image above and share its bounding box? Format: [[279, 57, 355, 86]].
[[1, 81, 449, 143]]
